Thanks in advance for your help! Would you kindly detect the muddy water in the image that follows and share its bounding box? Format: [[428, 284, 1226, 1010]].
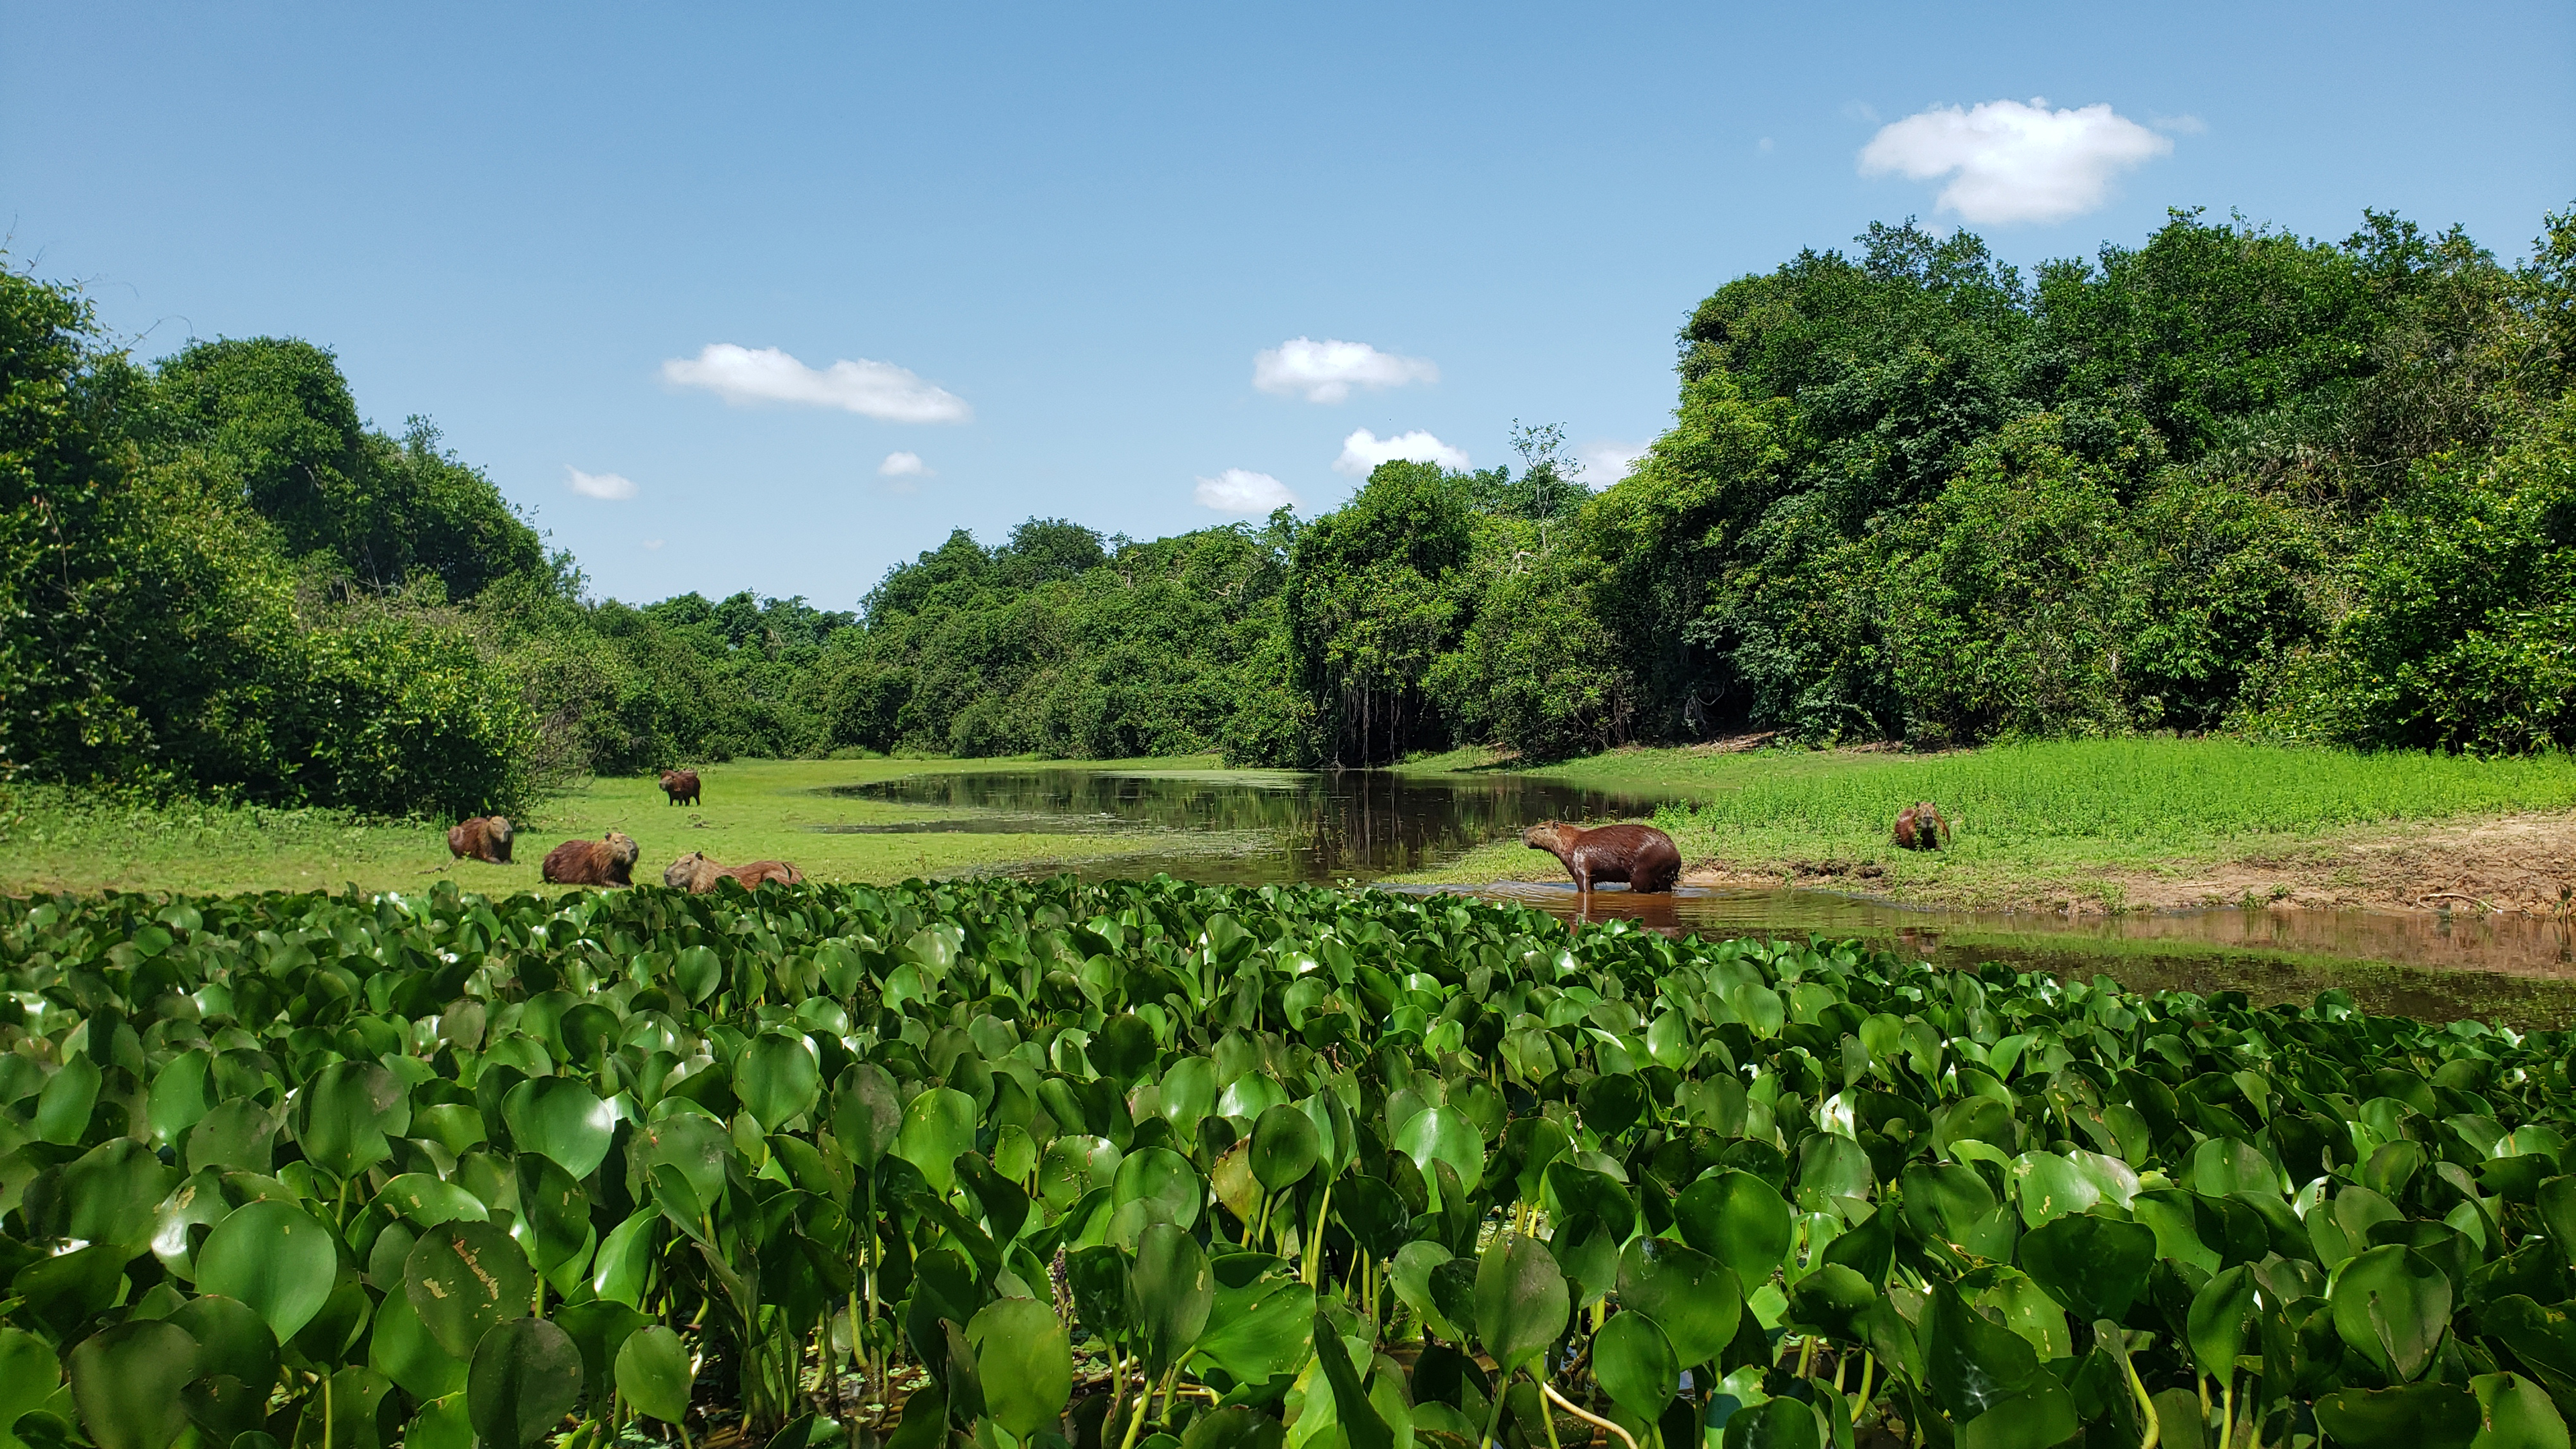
[[828, 768, 2576, 1024]]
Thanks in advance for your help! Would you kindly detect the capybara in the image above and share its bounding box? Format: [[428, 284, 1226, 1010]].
[[542, 830, 640, 886], [1893, 802, 1953, 851], [660, 769, 701, 806], [446, 815, 514, 864], [663, 851, 804, 893], [1523, 822, 1682, 893]]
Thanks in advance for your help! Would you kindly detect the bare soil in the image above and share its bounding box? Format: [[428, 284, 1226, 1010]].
[[1682, 810, 2576, 918]]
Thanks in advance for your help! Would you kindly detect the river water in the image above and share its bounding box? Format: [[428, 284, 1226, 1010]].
[[828, 768, 2576, 1023]]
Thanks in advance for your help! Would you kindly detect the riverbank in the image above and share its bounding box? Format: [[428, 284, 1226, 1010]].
[[1398, 738, 2576, 917], [0, 756, 1212, 897]]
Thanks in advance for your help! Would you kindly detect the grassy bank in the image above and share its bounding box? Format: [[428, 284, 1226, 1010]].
[[1403, 738, 2576, 912], [0, 755, 1217, 898]]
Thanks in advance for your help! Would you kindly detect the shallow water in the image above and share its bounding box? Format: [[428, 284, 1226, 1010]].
[[826, 767, 2576, 1024]]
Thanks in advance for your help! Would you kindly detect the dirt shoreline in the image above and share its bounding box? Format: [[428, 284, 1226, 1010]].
[[1677, 810, 2576, 918]]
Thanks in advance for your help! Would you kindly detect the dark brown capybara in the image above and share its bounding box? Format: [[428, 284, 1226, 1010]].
[[662, 852, 804, 893], [1893, 802, 1953, 851], [660, 769, 701, 806], [446, 815, 514, 864], [1523, 822, 1682, 893], [542, 830, 640, 886]]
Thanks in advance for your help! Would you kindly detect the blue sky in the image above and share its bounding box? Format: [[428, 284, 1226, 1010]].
[[7, 2, 2572, 608]]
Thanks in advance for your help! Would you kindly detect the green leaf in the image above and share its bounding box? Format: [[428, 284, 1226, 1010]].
[[369, 1281, 468, 1402], [0, 1326, 64, 1432], [1925, 1284, 2043, 1421], [500, 1077, 615, 1180], [469, 1316, 584, 1449], [1395, 1106, 1486, 1208], [1132, 1222, 1214, 1377], [1593, 1311, 1678, 1419], [2017, 1212, 2155, 1323], [195, 1199, 340, 1344], [376, 1173, 489, 1227], [894, 1087, 977, 1195], [1677, 1170, 1794, 1285], [297, 1061, 410, 1179], [1191, 1271, 1316, 1385], [1723, 1397, 1820, 1449], [1960, 1379, 2080, 1449], [1249, 1104, 1321, 1193], [147, 1050, 216, 1146], [37, 1055, 101, 1144], [2186, 1266, 2259, 1381], [2332, 1244, 2453, 1385], [1112, 1147, 1204, 1231], [1615, 1237, 1741, 1369], [70, 1322, 198, 1449], [2473, 1372, 2573, 1449], [407, 1220, 537, 1359], [615, 1325, 695, 1424], [967, 1297, 1073, 1438], [1390, 1242, 1461, 1340], [2315, 1384, 2480, 1449], [1473, 1234, 1568, 1377], [736, 1031, 822, 1132], [57, 1138, 177, 1250], [405, 1393, 474, 1449], [831, 1064, 903, 1169]]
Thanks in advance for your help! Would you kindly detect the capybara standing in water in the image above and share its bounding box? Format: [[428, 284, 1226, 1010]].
[[662, 851, 804, 893], [1523, 822, 1682, 893], [1893, 802, 1953, 851], [447, 816, 514, 864], [543, 830, 640, 885], [660, 769, 701, 806]]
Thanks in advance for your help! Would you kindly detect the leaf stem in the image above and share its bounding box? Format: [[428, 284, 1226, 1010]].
[[1542, 1381, 1638, 1449]]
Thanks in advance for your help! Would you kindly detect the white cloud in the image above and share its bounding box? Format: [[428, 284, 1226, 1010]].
[[641, 539, 665, 550], [661, 343, 971, 422], [1578, 441, 1648, 490], [1333, 428, 1470, 477], [1252, 337, 1438, 404], [1195, 468, 1297, 513], [565, 466, 637, 500], [879, 450, 930, 478], [1858, 99, 2174, 225]]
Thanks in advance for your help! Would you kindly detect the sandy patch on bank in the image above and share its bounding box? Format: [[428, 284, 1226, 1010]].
[[1680, 811, 2576, 917]]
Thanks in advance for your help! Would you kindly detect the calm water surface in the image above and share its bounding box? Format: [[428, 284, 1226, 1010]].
[[826, 767, 2576, 1023]]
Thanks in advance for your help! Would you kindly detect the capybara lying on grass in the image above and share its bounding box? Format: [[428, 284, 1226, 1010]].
[[1894, 802, 1953, 851], [660, 769, 701, 806], [543, 830, 639, 885], [663, 851, 804, 893], [1523, 822, 1682, 893], [447, 815, 513, 864]]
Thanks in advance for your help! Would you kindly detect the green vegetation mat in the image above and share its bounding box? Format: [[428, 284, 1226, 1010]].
[[1, 875, 2570, 1449]]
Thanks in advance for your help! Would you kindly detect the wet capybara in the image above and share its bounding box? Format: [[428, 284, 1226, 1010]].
[[663, 851, 804, 893], [1893, 802, 1953, 851], [1523, 822, 1682, 893], [660, 769, 701, 806], [542, 830, 640, 885], [446, 815, 514, 864]]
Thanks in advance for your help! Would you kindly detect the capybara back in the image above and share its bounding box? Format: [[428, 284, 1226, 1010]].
[[543, 830, 640, 885]]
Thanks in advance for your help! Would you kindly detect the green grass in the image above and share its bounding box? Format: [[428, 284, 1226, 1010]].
[[0, 755, 1220, 898], [1402, 738, 2576, 908]]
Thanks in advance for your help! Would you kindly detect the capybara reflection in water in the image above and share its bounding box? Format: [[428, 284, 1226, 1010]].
[[662, 851, 804, 893], [1893, 802, 1953, 851], [1523, 822, 1682, 893], [660, 769, 701, 806], [446, 816, 513, 864], [543, 830, 640, 885]]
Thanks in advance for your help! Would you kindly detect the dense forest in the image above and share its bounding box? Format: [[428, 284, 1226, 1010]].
[[3, 203, 2571, 820]]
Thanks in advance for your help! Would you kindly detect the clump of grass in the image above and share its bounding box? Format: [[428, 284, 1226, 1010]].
[[1650, 738, 2576, 844]]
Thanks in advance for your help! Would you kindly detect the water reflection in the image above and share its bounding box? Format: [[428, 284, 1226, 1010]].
[[824, 769, 1659, 885]]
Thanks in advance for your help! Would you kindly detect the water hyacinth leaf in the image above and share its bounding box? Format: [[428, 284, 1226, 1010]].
[[1723, 1397, 1819, 1449], [1093, 1014, 1157, 1085], [1925, 1284, 2043, 1420], [146, 1049, 216, 1145], [1593, 1310, 1679, 1419], [407, 1220, 537, 1359], [1391, 1242, 1461, 1340], [1474, 1234, 1569, 1377], [2314, 1384, 2480, 1449], [894, 1087, 977, 1195], [2018, 1212, 2156, 1322], [184, 1097, 278, 1175], [1579, 1073, 1646, 1138], [1184, 1407, 1287, 1449], [1395, 1106, 1485, 1202], [669, 946, 722, 1005], [195, 1199, 340, 1343], [1617, 1237, 1741, 1368], [966, 1297, 1073, 1438], [1786, 1264, 1876, 1345], [38, 1054, 101, 1144], [2332, 1245, 2453, 1384], [0, 1326, 62, 1432], [1113, 1147, 1204, 1230], [2187, 1266, 2259, 1380], [1960, 1379, 2080, 1449], [737, 1031, 822, 1132], [1159, 1057, 1218, 1140], [377, 1173, 489, 1228], [405, 1395, 474, 1449], [831, 1063, 904, 1169], [1132, 1222, 1214, 1377], [1678, 1170, 1794, 1285], [468, 1317, 583, 1449], [501, 1077, 616, 1179], [58, 1138, 178, 1250], [1311, 1311, 1393, 1449], [1191, 1273, 1316, 1384], [2472, 1372, 2572, 1449], [370, 1283, 468, 1401], [69, 1321, 198, 1449], [615, 1325, 694, 1424], [1249, 1104, 1321, 1193], [297, 1061, 410, 1179]]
